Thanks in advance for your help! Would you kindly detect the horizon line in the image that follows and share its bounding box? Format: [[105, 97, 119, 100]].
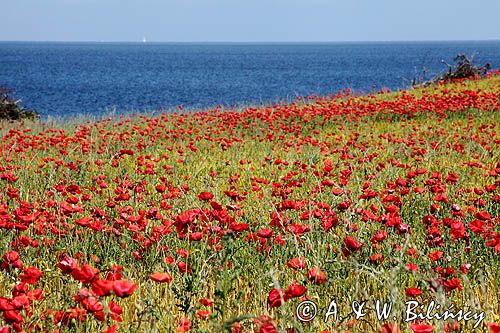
[[1, 38, 500, 44]]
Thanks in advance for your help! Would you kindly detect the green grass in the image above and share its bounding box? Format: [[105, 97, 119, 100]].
[[0, 75, 499, 333]]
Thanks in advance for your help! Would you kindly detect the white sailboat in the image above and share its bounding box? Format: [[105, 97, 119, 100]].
[[142, 37, 147, 43]]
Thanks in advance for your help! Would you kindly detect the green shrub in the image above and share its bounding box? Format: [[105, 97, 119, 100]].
[[0, 86, 39, 121]]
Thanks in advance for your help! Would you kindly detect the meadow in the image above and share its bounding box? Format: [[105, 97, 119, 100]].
[[0, 74, 499, 333]]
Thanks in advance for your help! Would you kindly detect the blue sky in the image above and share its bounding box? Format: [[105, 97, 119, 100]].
[[1, 0, 499, 42]]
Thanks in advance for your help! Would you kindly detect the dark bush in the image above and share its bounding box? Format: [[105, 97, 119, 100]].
[[414, 53, 492, 87], [439, 53, 491, 80], [0, 86, 39, 121]]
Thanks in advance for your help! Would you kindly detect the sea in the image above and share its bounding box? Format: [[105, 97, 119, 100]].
[[1, 41, 499, 118]]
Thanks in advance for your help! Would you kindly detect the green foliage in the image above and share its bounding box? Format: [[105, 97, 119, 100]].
[[0, 86, 39, 121]]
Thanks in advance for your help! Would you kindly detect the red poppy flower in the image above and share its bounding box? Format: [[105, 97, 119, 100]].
[[444, 322, 460, 332], [405, 288, 422, 297], [178, 261, 191, 274], [468, 220, 486, 233], [225, 222, 246, 233], [284, 281, 307, 300], [307, 267, 327, 285], [379, 323, 401, 333], [198, 192, 214, 201], [343, 236, 363, 256], [105, 265, 123, 281], [257, 228, 274, 238], [19, 267, 43, 285], [411, 324, 434, 333], [369, 253, 384, 264], [443, 278, 462, 292], [428, 251, 443, 261], [188, 232, 203, 242], [112, 280, 137, 298], [344, 236, 363, 251], [150, 272, 173, 283], [71, 264, 100, 284], [257, 322, 279, 333], [108, 301, 123, 322], [372, 229, 388, 243], [0, 298, 15, 311], [267, 288, 284, 308], [109, 301, 123, 315], [197, 310, 211, 320], [177, 317, 191, 332], [1, 251, 23, 271], [91, 279, 113, 296], [81, 296, 104, 313], [488, 323, 500, 333], [103, 324, 118, 333], [406, 263, 419, 272], [2, 251, 20, 263], [3, 310, 23, 323], [7, 297, 26, 313], [75, 216, 93, 227], [475, 211, 491, 221], [199, 298, 214, 307], [287, 257, 306, 270]]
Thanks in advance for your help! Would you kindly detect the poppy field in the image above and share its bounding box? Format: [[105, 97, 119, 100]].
[[0, 74, 499, 333]]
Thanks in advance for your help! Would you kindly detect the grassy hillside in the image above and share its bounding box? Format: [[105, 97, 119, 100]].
[[0, 74, 499, 333]]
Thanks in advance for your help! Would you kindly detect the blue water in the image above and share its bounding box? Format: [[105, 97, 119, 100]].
[[1, 41, 499, 118]]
